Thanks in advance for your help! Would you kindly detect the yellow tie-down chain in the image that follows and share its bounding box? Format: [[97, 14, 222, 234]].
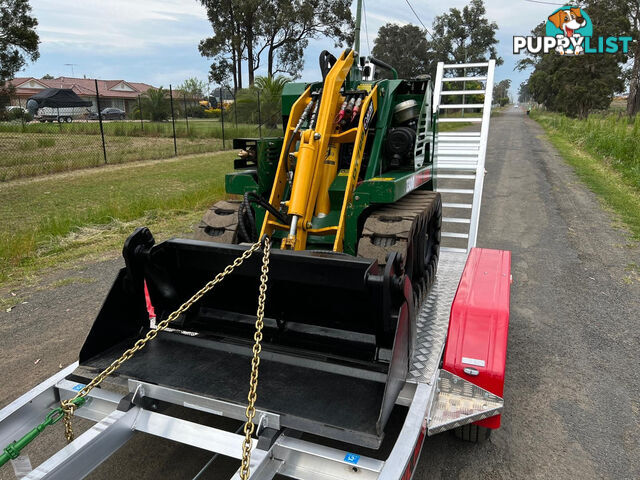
[[59, 236, 271, 480]]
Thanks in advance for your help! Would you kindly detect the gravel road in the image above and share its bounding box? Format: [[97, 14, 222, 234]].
[[0, 107, 638, 479]]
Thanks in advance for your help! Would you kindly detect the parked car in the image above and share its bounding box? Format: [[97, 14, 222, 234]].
[[89, 108, 126, 120]]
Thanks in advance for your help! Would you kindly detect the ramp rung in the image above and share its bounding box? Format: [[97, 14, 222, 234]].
[[438, 132, 481, 136], [437, 164, 478, 170], [445, 77, 488, 82], [442, 202, 472, 209], [436, 150, 479, 156], [440, 247, 468, 253], [437, 144, 480, 148], [436, 174, 475, 179], [443, 62, 489, 69], [439, 104, 484, 109], [438, 118, 482, 123], [438, 188, 474, 194], [441, 90, 485, 96], [438, 146, 480, 151], [443, 217, 471, 224], [438, 137, 481, 141], [442, 232, 469, 239]]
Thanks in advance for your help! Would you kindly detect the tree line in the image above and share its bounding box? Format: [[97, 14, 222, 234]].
[[370, 0, 502, 81]]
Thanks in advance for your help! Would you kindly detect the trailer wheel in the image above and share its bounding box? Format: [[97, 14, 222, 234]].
[[453, 424, 492, 443], [65, 116, 72, 123]]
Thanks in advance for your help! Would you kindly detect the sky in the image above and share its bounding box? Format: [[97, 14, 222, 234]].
[[19, 0, 558, 97]]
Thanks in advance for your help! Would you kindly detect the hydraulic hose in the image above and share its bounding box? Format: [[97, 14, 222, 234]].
[[247, 192, 289, 225]]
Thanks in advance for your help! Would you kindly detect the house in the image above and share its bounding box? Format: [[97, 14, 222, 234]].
[[8, 76, 157, 114]]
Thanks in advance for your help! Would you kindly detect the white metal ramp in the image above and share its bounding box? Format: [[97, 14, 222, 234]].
[[432, 60, 496, 253]]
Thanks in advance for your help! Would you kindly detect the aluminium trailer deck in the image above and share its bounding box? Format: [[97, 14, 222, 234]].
[[0, 250, 503, 480]]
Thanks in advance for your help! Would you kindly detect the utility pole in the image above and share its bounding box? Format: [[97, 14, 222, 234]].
[[350, 0, 363, 81]]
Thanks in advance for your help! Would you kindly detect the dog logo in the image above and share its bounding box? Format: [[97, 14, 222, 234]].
[[545, 6, 592, 55], [514, 6, 632, 55]]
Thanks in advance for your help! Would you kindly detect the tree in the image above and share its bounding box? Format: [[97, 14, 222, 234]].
[[581, 0, 637, 116], [258, 0, 353, 78], [371, 23, 431, 79], [430, 0, 502, 77], [198, 0, 246, 91], [138, 87, 170, 121], [527, 54, 623, 118], [177, 77, 207, 106], [626, 1, 640, 116], [518, 81, 531, 104], [0, 0, 39, 109], [235, 75, 289, 128], [198, 0, 353, 88], [255, 75, 288, 127], [493, 79, 511, 102], [41, 73, 53, 79]]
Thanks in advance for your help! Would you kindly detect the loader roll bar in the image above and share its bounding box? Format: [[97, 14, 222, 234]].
[[367, 56, 399, 79]]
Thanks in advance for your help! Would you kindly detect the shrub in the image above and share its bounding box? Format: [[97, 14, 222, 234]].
[[185, 105, 206, 118], [204, 108, 221, 119]]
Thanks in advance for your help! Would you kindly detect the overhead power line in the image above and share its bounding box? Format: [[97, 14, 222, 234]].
[[403, 0, 434, 40], [363, 0, 371, 55]]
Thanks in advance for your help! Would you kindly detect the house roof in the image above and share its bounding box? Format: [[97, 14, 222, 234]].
[[9, 77, 156, 99]]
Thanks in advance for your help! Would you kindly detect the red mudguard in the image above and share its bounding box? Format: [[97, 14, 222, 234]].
[[442, 248, 511, 429]]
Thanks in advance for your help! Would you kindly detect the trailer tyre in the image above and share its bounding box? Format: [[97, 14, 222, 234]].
[[453, 424, 492, 444]]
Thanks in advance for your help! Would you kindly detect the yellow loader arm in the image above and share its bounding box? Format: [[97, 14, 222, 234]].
[[260, 49, 378, 251]]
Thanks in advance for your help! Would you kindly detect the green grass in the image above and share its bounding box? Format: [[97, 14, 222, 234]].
[[0, 120, 281, 181], [0, 151, 235, 286], [0, 132, 229, 181], [532, 111, 640, 239], [532, 111, 640, 187]]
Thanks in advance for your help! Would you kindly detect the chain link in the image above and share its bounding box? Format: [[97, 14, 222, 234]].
[[240, 237, 270, 480], [61, 237, 269, 443]]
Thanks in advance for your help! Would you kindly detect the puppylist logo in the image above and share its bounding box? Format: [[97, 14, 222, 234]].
[[513, 6, 633, 55]]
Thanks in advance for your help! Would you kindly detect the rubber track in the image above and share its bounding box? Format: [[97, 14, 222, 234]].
[[357, 190, 442, 288], [192, 200, 241, 243]]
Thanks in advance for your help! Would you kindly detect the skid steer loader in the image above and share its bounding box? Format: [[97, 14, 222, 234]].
[[0, 2, 511, 478]]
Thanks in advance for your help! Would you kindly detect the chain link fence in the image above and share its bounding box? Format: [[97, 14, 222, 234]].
[[1, 83, 279, 182]]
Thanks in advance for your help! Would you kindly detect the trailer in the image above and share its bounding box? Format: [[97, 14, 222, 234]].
[[0, 51, 511, 478], [25, 88, 92, 124]]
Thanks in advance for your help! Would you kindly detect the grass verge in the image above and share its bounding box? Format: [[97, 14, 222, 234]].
[[532, 111, 640, 187], [0, 151, 235, 287], [532, 112, 640, 240]]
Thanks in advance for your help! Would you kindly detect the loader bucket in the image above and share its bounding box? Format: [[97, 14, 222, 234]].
[[79, 228, 413, 448]]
